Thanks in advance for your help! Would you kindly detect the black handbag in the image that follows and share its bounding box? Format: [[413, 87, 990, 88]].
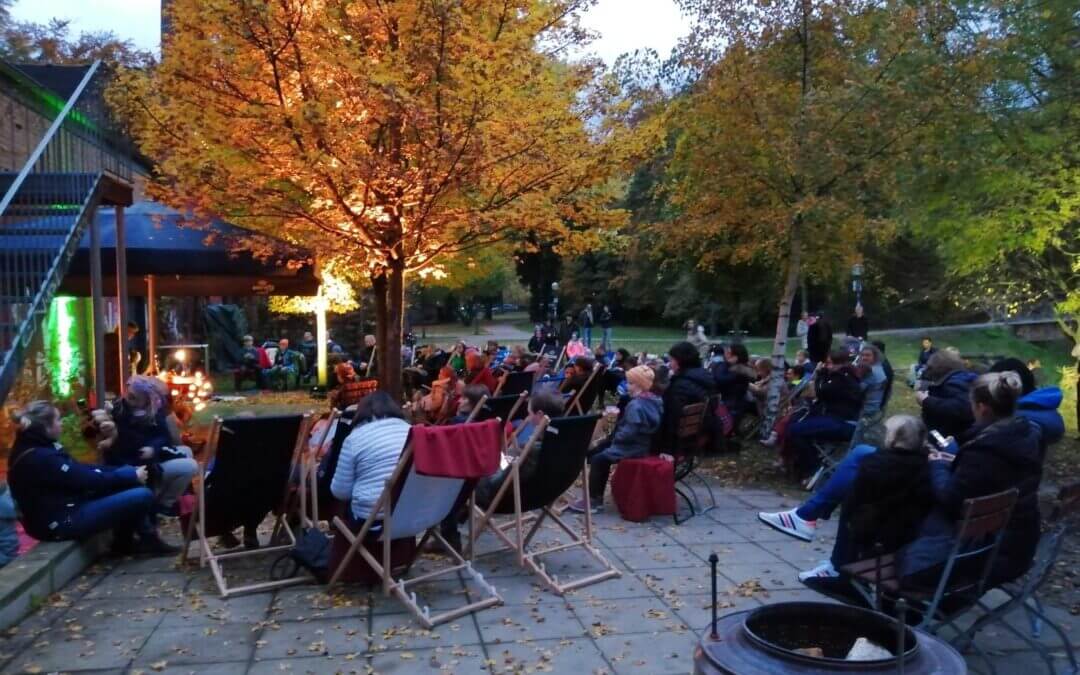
[[271, 527, 331, 584]]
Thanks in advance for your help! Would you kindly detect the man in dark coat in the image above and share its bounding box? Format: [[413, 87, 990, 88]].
[[806, 312, 833, 365], [846, 304, 869, 341], [659, 341, 716, 451], [784, 350, 864, 477]]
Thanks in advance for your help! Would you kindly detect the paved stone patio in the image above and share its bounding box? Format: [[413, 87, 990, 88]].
[[0, 486, 1074, 674]]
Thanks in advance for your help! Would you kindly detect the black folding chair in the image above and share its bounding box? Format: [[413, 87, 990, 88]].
[[496, 371, 535, 398], [181, 413, 314, 597], [471, 414, 620, 594], [476, 391, 529, 424], [669, 402, 715, 524]]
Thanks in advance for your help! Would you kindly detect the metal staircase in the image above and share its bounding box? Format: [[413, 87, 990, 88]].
[[0, 60, 136, 406]]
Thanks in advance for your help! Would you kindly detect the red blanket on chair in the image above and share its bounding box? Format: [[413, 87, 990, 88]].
[[411, 420, 502, 479], [611, 456, 676, 522]]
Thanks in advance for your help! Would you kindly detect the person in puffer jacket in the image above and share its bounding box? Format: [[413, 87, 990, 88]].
[[989, 358, 1065, 455], [659, 341, 717, 451], [916, 350, 977, 438], [899, 371, 1043, 589], [569, 366, 663, 514]]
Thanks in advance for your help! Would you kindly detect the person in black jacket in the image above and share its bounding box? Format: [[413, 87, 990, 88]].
[[760, 414, 934, 581], [711, 343, 755, 417], [527, 325, 545, 354], [899, 370, 1043, 588], [846, 304, 869, 341], [784, 350, 864, 477], [916, 350, 977, 438], [659, 342, 716, 450], [7, 401, 175, 556], [806, 312, 833, 366]]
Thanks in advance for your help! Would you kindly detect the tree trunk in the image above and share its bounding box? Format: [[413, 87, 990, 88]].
[[372, 260, 405, 402], [761, 229, 802, 438]]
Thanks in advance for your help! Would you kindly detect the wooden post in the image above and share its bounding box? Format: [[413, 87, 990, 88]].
[[146, 274, 158, 374], [115, 206, 129, 391], [89, 213, 106, 406]]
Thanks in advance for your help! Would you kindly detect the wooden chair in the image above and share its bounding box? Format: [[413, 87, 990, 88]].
[[564, 363, 605, 416], [952, 483, 1079, 674], [840, 488, 1019, 637], [327, 421, 505, 628], [181, 413, 315, 597], [298, 409, 342, 528], [471, 414, 620, 594], [669, 402, 713, 524]]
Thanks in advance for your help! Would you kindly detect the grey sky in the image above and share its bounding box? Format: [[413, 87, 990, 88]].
[[10, 0, 688, 65]]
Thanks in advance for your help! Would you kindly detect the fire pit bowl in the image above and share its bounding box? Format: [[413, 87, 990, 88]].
[[743, 602, 917, 667], [694, 602, 966, 674]]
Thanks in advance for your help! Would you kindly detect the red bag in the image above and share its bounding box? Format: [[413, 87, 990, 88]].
[[611, 456, 676, 522], [410, 420, 502, 479]]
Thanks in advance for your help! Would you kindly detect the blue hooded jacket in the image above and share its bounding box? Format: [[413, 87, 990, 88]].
[[1017, 387, 1065, 453]]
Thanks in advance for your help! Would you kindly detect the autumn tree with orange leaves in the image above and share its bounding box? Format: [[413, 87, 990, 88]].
[[111, 0, 651, 397], [664, 0, 989, 430]]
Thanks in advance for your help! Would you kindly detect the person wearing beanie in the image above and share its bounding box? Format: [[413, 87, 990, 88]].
[[568, 365, 663, 514]]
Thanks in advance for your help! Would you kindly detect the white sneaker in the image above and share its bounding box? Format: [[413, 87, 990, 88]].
[[757, 509, 817, 542], [798, 560, 839, 582]]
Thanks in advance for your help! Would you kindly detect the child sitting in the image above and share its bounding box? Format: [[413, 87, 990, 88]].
[[448, 384, 490, 425]]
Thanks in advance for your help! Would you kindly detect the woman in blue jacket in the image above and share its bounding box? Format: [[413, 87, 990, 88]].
[[7, 401, 175, 556]]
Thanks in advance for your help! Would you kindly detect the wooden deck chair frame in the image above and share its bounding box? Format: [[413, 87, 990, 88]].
[[327, 437, 502, 629], [299, 409, 342, 528], [470, 417, 621, 595], [494, 371, 534, 399], [365, 345, 377, 377], [181, 412, 316, 598], [564, 362, 603, 416], [552, 345, 568, 372]]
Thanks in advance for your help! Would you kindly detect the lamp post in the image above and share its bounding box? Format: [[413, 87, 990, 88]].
[[851, 263, 864, 307], [550, 282, 560, 321]]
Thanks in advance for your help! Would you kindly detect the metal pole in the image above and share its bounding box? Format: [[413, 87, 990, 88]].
[[115, 206, 129, 391], [315, 295, 328, 387], [709, 552, 720, 640], [146, 275, 158, 374], [89, 212, 107, 406]]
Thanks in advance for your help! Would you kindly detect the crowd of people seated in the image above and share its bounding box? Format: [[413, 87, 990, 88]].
[[2, 303, 1067, 621]]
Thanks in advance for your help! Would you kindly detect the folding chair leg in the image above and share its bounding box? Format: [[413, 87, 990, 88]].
[[1025, 598, 1078, 674], [674, 485, 697, 525], [686, 469, 717, 514]]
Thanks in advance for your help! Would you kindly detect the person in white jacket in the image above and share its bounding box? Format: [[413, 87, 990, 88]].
[[330, 392, 411, 524]]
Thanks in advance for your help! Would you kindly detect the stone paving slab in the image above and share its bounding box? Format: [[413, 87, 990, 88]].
[[0, 486, 1074, 674]]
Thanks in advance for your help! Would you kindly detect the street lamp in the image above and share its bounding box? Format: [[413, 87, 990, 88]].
[[551, 282, 560, 321], [851, 263, 864, 306]]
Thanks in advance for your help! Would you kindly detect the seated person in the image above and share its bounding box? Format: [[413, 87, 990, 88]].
[[528, 326, 546, 354], [234, 335, 265, 389], [854, 343, 889, 418], [103, 376, 198, 519], [660, 342, 716, 451], [355, 335, 378, 376], [500, 345, 528, 372], [330, 362, 372, 411], [713, 344, 756, 417], [561, 356, 594, 396], [0, 481, 18, 568], [448, 342, 467, 373], [299, 331, 318, 382], [899, 370, 1043, 589], [568, 366, 663, 514], [782, 350, 864, 478], [447, 384, 490, 425], [915, 350, 977, 438], [909, 336, 938, 386], [524, 354, 551, 376], [330, 392, 411, 527], [8, 401, 174, 556], [600, 348, 632, 407], [264, 338, 303, 390], [759, 415, 935, 581], [464, 350, 499, 393], [565, 332, 588, 360], [989, 358, 1065, 456], [794, 349, 811, 378], [440, 391, 567, 552]]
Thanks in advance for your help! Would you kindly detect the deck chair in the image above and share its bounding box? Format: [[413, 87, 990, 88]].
[[564, 363, 605, 416], [495, 371, 535, 398], [669, 402, 714, 524], [551, 345, 568, 372], [951, 483, 1079, 675], [181, 413, 315, 597], [327, 420, 505, 628], [471, 414, 620, 594], [840, 489, 1018, 643], [476, 391, 530, 424], [299, 409, 342, 528]]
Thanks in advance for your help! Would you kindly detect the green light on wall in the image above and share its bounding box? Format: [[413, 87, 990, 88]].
[[44, 296, 80, 398]]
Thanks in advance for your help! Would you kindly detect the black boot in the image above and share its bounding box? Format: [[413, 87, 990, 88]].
[[109, 529, 136, 557], [136, 532, 181, 557], [243, 525, 260, 550]]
